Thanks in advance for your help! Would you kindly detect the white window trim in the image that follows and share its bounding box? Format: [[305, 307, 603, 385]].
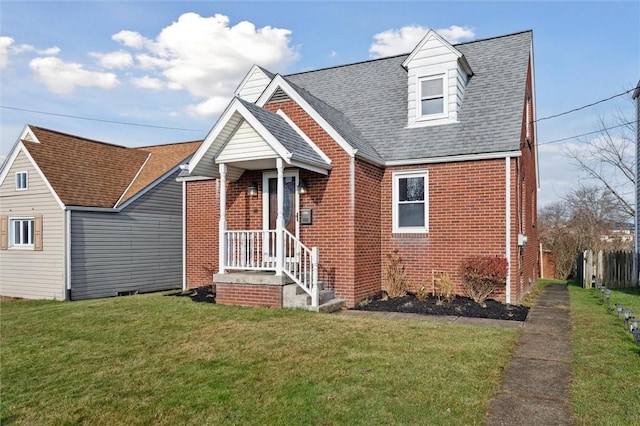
[[9, 217, 34, 249], [417, 73, 448, 121], [15, 171, 28, 191], [392, 170, 429, 233]]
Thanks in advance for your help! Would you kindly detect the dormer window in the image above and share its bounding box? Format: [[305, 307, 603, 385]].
[[16, 172, 28, 190], [418, 74, 447, 119]]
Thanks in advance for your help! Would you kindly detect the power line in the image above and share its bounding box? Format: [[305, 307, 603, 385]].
[[534, 87, 635, 123], [537, 121, 635, 146], [0, 105, 205, 132]]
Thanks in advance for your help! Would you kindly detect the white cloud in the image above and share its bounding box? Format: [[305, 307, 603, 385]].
[[39, 46, 60, 55], [0, 36, 13, 70], [329, 50, 337, 58], [113, 12, 299, 116], [132, 75, 164, 90], [90, 50, 133, 69], [29, 57, 120, 95], [112, 30, 149, 49], [369, 24, 475, 58]]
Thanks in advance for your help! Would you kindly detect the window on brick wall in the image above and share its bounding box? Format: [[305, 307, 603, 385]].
[[393, 170, 429, 233]]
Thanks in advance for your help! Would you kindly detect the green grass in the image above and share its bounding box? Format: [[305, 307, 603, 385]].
[[568, 282, 640, 425], [1, 292, 518, 425]]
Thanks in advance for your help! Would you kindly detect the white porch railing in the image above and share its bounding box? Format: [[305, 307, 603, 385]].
[[222, 229, 320, 307]]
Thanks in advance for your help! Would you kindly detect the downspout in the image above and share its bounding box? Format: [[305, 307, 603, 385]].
[[505, 157, 512, 304], [65, 208, 71, 300], [182, 180, 187, 291]]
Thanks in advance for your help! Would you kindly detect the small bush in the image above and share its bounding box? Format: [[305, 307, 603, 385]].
[[415, 284, 429, 302], [459, 256, 508, 307], [435, 273, 455, 304], [382, 250, 408, 298]]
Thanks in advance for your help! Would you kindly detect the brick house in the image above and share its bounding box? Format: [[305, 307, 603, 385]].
[[181, 30, 538, 311]]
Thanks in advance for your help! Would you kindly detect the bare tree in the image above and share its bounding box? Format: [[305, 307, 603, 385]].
[[539, 186, 632, 279], [564, 110, 635, 219]]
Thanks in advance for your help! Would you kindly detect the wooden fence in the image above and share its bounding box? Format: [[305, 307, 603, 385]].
[[576, 250, 639, 289]]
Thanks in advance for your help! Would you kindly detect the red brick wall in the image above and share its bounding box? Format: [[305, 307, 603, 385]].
[[354, 158, 383, 303], [381, 160, 512, 302], [265, 100, 358, 305], [513, 57, 539, 302], [185, 179, 218, 289], [216, 283, 282, 308]]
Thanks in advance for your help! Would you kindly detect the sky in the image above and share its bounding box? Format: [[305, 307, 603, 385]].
[[1, 1, 638, 209]]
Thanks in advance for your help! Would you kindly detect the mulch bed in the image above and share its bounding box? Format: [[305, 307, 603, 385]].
[[353, 292, 529, 321], [171, 286, 528, 321], [170, 286, 216, 303]]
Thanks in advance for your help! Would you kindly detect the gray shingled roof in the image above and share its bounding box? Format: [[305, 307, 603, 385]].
[[238, 98, 329, 168], [285, 31, 532, 162]]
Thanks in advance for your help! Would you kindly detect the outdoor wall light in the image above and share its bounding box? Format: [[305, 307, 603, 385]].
[[247, 182, 258, 197], [298, 179, 308, 195]]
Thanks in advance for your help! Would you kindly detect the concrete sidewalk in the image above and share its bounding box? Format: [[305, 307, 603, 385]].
[[483, 284, 572, 425]]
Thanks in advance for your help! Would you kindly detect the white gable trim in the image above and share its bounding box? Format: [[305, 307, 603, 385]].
[[114, 153, 151, 208], [0, 140, 65, 209], [188, 98, 294, 176], [234, 64, 274, 102], [256, 75, 359, 159], [275, 109, 332, 166], [402, 30, 471, 75]]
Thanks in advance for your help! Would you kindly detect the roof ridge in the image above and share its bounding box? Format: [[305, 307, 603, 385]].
[[136, 139, 203, 150], [285, 29, 532, 78], [27, 124, 129, 149]]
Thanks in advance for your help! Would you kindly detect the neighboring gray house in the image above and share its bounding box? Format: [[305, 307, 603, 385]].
[[0, 125, 201, 300]]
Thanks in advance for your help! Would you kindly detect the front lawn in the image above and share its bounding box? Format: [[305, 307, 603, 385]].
[[569, 282, 640, 425], [1, 292, 518, 425]]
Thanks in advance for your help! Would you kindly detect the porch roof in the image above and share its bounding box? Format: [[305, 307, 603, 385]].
[[188, 97, 331, 181]]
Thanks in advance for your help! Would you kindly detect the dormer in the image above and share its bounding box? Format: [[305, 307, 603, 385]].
[[234, 65, 275, 102], [403, 30, 473, 127]]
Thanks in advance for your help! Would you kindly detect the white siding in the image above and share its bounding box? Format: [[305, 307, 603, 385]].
[[236, 67, 272, 102], [70, 170, 183, 300], [0, 151, 65, 299], [406, 34, 467, 127], [216, 120, 278, 163]]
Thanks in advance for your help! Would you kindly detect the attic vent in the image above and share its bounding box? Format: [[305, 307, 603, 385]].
[[23, 133, 36, 142], [267, 88, 291, 104]]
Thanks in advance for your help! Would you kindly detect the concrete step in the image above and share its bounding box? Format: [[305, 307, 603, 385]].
[[282, 284, 345, 313]]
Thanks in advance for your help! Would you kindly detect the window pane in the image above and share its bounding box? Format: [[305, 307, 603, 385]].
[[399, 203, 425, 227], [399, 177, 424, 202], [421, 78, 442, 97], [30, 221, 34, 244], [421, 98, 443, 115], [22, 221, 30, 244], [14, 221, 21, 244]]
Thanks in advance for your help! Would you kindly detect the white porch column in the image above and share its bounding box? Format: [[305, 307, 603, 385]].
[[218, 163, 227, 274], [275, 158, 285, 276]]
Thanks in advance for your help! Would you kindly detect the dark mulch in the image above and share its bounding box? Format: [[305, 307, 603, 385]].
[[169, 286, 528, 322], [353, 292, 529, 321], [170, 286, 216, 303]]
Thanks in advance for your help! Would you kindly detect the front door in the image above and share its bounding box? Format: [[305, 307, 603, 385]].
[[263, 171, 299, 257]]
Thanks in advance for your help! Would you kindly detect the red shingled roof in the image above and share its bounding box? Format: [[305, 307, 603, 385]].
[[22, 126, 201, 208]]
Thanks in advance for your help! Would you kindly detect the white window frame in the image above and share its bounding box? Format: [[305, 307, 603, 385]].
[[15, 171, 28, 191], [392, 170, 429, 233], [9, 217, 34, 248], [417, 73, 448, 120]]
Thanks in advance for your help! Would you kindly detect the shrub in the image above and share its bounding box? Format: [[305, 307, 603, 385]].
[[382, 250, 408, 298], [435, 273, 455, 304], [415, 283, 429, 302], [459, 256, 508, 307]]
